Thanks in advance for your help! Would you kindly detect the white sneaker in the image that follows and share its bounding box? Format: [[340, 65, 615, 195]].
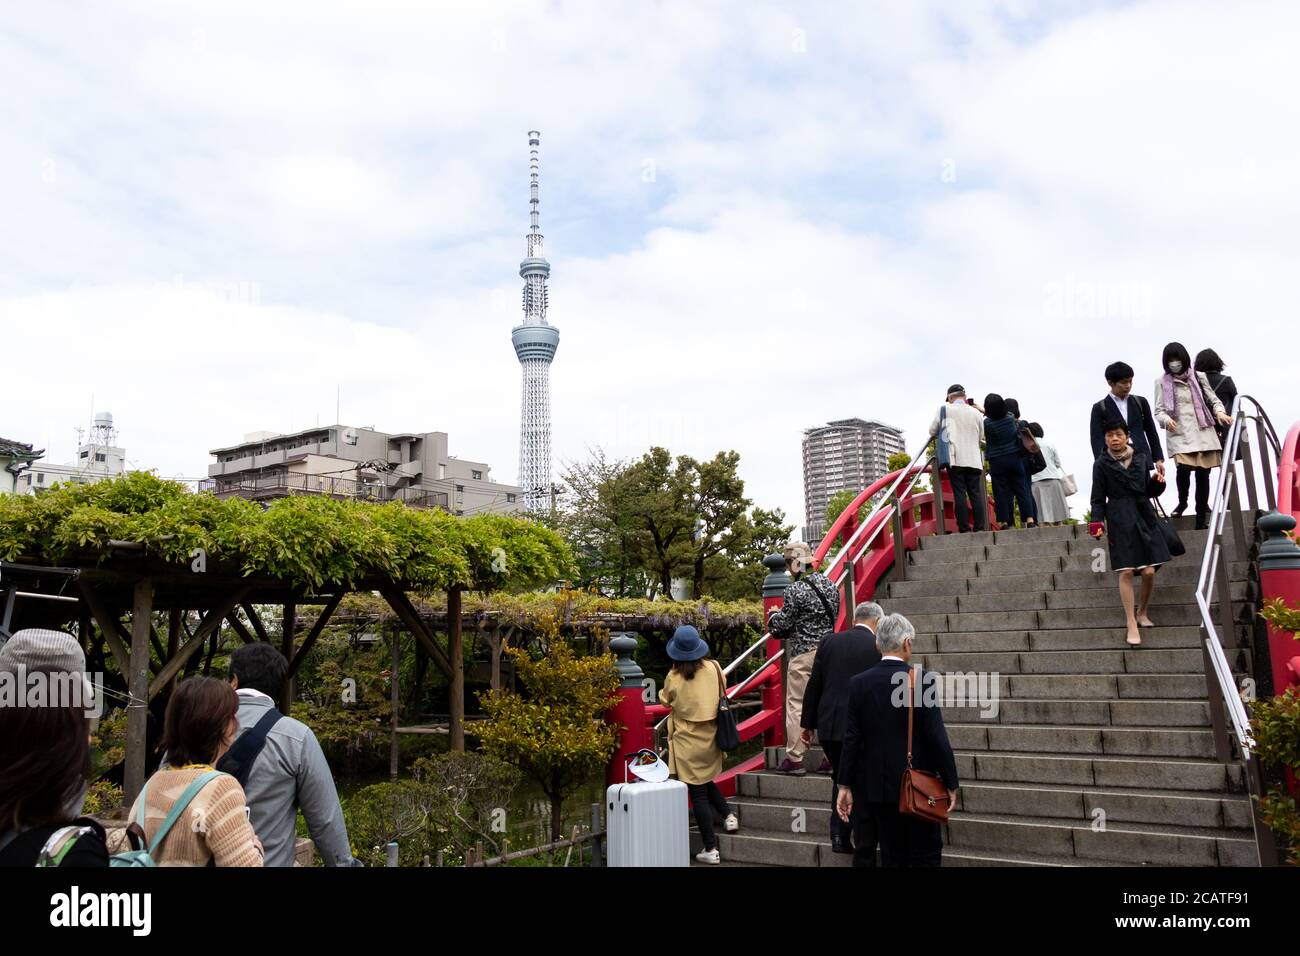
[[723, 813, 739, 833], [695, 848, 721, 864]]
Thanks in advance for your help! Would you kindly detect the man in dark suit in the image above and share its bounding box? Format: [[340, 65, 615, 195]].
[[1089, 361, 1166, 481], [836, 613, 959, 867], [800, 601, 884, 863]]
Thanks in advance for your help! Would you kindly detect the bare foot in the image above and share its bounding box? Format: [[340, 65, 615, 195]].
[[1137, 614, 1155, 628], [1125, 626, 1142, 646]]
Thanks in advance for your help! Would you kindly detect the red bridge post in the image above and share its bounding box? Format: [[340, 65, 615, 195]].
[[1258, 512, 1300, 697], [605, 632, 648, 787], [761, 553, 790, 748]]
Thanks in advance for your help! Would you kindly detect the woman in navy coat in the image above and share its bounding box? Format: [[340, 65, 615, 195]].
[[1089, 418, 1171, 646]]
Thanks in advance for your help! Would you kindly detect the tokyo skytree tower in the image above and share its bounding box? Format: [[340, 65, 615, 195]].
[[511, 131, 560, 513]]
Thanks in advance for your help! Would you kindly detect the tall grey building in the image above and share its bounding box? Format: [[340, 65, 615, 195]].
[[511, 130, 560, 513], [802, 418, 906, 543], [206, 425, 522, 516]]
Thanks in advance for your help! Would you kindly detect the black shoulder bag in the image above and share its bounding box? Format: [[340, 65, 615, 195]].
[[1150, 497, 1186, 558], [215, 707, 282, 788], [713, 661, 740, 753]]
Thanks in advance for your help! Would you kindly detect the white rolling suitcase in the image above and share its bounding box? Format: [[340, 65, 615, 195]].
[[606, 750, 690, 867]]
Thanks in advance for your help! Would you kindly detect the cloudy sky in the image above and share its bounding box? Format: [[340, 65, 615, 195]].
[[2, 1, 1296, 530]]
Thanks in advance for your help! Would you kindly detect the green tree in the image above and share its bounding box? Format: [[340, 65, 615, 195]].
[[477, 634, 620, 840]]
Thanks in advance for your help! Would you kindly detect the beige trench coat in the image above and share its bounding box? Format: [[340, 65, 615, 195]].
[[1153, 372, 1226, 457], [659, 661, 725, 786]]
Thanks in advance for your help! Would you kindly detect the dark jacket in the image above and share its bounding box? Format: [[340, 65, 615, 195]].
[[1090, 450, 1170, 571], [1204, 372, 1238, 449], [837, 659, 959, 803], [983, 414, 1022, 460], [0, 818, 109, 867], [1090, 394, 1164, 463], [800, 625, 883, 743]]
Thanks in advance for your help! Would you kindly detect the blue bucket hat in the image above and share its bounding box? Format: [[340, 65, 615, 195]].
[[666, 625, 709, 661]]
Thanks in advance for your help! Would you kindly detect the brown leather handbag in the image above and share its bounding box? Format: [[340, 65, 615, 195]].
[[898, 666, 953, 824]]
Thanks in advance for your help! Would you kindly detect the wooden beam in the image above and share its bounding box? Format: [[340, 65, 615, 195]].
[[124, 578, 154, 806], [279, 602, 296, 714], [287, 594, 343, 679], [225, 613, 257, 645], [148, 589, 249, 699], [166, 610, 182, 696], [448, 586, 464, 753], [79, 583, 131, 675], [378, 586, 452, 678], [241, 602, 270, 642]]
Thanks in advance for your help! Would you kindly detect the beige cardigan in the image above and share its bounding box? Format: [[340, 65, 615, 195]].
[[659, 662, 725, 786], [126, 767, 264, 866]]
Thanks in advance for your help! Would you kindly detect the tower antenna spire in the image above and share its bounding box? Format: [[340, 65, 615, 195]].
[[511, 130, 560, 512]]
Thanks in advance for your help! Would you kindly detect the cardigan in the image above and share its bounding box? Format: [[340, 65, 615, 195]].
[[127, 767, 264, 867]]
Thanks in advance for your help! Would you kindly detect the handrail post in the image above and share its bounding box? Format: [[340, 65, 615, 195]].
[[1227, 471, 1250, 564], [1238, 431, 1260, 516], [1256, 416, 1277, 510], [1201, 638, 1232, 764], [1245, 753, 1280, 866], [604, 633, 648, 786], [761, 554, 790, 748], [892, 499, 907, 582], [932, 458, 947, 535]]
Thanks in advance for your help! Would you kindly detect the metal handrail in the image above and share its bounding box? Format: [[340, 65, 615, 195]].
[[1192, 394, 1282, 753], [823, 434, 938, 587]]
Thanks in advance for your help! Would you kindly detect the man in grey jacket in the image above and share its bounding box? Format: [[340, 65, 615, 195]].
[[227, 643, 359, 867]]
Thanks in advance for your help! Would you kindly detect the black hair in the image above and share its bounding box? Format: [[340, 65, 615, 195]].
[[229, 642, 288, 697], [1004, 398, 1021, 418], [983, 393, 1006, 420], [1195, 348, 1225, 374], [1028, 422, 1044, 438], [1104, 361, 1135, 383], [1161, 342, 1192, 374], [1101, 417, 1130, 436]]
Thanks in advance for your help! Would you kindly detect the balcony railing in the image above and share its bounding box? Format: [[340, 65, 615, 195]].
[[198, 473, 448, 510]]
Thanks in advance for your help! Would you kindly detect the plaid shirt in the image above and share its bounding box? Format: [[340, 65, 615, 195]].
[[767, 572, 840, 658]]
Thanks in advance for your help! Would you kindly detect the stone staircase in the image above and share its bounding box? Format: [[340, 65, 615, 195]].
[[696, 517, 1262, 867]]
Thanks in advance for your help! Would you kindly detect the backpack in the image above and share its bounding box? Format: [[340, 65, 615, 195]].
[[935, 405, 951, 469], [109, 769, 225, 867], [30, 821, 105, 868]]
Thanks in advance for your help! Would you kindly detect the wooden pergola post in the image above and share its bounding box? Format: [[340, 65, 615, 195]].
[[124, 577, 154, 805], [449, 587, 464, 752]]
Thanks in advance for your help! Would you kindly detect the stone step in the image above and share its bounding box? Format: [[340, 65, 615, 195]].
[[941, 698, 1212, 727], [709, 829, 851, 867], [885, 585, 1247, 617], [910, 530, 1239, 567], [920, 647, 1235, 675], [897, 557, 1251, 583], [1002, 672, 1210, 699], [947, 723, 1217, 758], [955, 752, 1246, 792], [911, 625, 1251, 654], [905, 604, 1246, 634], [946, 812, 1256, 866], [886, 569, 1247, 601], [730, 782, 1251, 833]]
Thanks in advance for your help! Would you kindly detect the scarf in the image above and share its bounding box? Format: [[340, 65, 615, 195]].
[[1161, 367, 1213, 430], [1107, 442, 1134, 471]]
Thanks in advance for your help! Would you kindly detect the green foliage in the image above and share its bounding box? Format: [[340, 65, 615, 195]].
[[83, 779, 125, 817], [1248, 685, 1300, 865], [0, 472, 574, 591], [294, 630, 394, 774], [547, 447, 791, 601], [341, 751, 521, 866], [1261, 597, 1300, 638], [477, 634, 620, 840]]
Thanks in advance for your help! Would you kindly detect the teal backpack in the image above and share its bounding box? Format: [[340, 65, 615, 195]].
[[109, 770, 225, 868]]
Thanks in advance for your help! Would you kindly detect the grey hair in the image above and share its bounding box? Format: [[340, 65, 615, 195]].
[[854, 601, 884, 624], [875, 613, 915, 653]]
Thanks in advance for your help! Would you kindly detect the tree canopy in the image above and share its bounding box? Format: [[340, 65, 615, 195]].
[[545, 446, 791, 601], [0, 472, 574, 592]]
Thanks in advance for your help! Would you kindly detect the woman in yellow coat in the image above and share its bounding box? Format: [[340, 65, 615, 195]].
[[659, 625, 739, 864]]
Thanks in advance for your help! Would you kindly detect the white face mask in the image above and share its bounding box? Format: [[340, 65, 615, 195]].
[[1168, 361, 1185, 374]]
